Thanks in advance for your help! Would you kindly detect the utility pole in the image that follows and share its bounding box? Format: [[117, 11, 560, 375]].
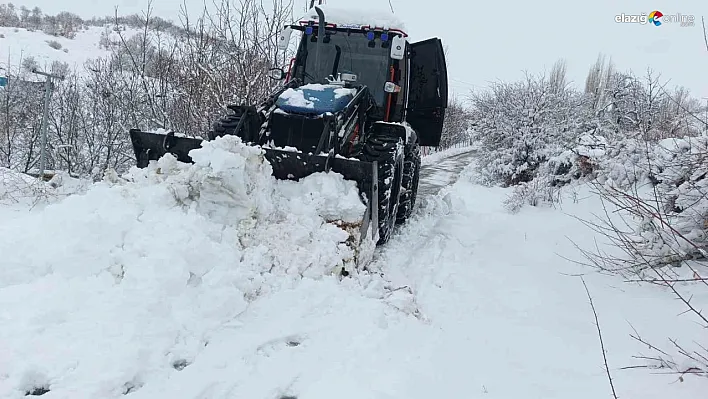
[[31, 68, 64, 180]]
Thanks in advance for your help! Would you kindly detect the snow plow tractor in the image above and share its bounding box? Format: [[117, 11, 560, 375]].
[[128, 5, 448, 263]]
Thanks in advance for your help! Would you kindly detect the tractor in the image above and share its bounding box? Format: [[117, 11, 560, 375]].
[[128, 5, 448, 261]]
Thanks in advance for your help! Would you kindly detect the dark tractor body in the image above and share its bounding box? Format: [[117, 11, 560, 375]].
[[129, 5, 448, 257]]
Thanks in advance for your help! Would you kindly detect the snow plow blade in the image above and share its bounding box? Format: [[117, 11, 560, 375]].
[[129, 129, 379, 269]]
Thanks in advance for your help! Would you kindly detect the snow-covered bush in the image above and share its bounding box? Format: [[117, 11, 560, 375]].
[[503, 173, 561, 213], [45, 39, 61, 49], [471, 71, 586, 186], [0, 167, 48, 204], [0, 168, 88, 205], [617, 137, 708, 267], [472, 56, 708, 216]]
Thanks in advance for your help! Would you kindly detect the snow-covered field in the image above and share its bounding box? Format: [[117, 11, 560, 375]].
[[0, 139, 704, 398]]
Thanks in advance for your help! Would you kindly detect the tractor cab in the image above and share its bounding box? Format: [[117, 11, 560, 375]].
[[286, 23, 403, 118], [270, 5, 448, 146]]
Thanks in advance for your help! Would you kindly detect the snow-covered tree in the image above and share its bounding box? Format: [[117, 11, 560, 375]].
[[471, 70, 585, 186]]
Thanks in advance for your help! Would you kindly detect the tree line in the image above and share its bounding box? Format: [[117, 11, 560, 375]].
[[0, 0, 293, 178]]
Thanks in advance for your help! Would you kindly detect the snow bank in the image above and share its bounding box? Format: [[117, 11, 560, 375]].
[[0, 135, 372, 398], [421, 143, 478, 166]]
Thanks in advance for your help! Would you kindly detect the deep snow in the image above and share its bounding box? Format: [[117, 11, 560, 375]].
[[0, 142, 705, 398]]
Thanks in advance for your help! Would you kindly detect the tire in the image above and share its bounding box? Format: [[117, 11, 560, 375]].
[[209, 107, 260, 142], [396, 141, 421, 223], [361, 133, 405, 245], [210, 114, 242, 140]]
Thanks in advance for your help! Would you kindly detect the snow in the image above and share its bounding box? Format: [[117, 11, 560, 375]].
[[374, 165, 705, 398], [0, 167, 91, 209], [333, 86, 356, 99], [0, 139, 705, 398], [421, 142, 479, 166], [277, 84, 356, 111], [298, 83, 328, 91], [576, 133, 608, 158], [0, 135, 374, 397], [279, 87, 316, 108], [0, 26, 136, 74], [297, 83, 356, 99], [298, 4, 406, 32]]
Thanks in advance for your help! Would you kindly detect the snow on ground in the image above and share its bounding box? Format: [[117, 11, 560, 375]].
[[0, 144, 705, 398], [376, 167, 706, 398], [0, 25, 139, 74]]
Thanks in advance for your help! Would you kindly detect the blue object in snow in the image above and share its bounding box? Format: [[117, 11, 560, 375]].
[[0, 76, 7, 87], [275, 85, 354, 115]]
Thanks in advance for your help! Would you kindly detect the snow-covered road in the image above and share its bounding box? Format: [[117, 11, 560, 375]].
[[417, 149, 476, 200], [0, 141, 705, 398]]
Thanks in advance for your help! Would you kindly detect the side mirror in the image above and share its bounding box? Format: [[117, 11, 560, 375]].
[[390, 35, 405, 60], [277, 27, 292, 50], [268, 67, 286, 80]]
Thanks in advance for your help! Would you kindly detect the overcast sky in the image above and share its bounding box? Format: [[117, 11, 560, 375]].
[[8, 0, 708, 100]]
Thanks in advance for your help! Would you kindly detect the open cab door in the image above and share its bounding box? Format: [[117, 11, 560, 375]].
[[406, 38, 448, 147]]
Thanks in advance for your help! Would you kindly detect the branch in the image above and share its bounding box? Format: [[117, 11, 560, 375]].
[[657, 84, 708, 129], [581, 277, 619, 399], [703, 16, 707, 53]]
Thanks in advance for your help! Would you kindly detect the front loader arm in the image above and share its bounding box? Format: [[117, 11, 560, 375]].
[[333, 86, 377, 156]]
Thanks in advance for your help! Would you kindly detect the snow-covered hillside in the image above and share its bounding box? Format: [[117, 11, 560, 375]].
[[0, 25, 115, 72], [0, 139, 705, 398]]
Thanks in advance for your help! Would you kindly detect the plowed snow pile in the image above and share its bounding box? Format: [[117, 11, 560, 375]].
[[0, 136, 402, 398]]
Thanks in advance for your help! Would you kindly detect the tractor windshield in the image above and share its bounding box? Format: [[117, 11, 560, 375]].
[[299, 30, 391, 106]]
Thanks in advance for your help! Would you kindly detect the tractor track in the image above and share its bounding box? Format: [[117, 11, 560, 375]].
[[366, 148, 476, 268], [417, 149, 477, 201]]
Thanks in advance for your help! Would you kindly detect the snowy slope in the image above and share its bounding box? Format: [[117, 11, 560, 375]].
[[0, 25, 138, 74], [0, 142, 705, 398]]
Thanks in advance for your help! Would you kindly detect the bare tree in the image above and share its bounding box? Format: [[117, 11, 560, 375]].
[[548, 58, 567, 94], [581, 277, 619, 399], [438, 96, 473, 149]]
